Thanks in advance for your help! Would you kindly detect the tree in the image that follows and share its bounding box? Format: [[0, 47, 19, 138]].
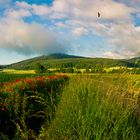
[[36, 63, 47, 73]]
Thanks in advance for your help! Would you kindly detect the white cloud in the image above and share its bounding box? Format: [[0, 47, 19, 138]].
[[72, 27, 88, 36], [16, 1, 50, 16], [55, 22, 67, 28], [103, 50, 137, 59], [1, 0, 140, 58], [32, 4, 50, 16], [0, 18, 66, 55], [51, 0, 68, 13], [50, 0, 134, 21], [16, 1, 32, 9], [15, 0, 134, 21], [103, 51, 122, 59], [5, 9, 32, 19], [106, 23, 140, 57], [116, 0, 140, 7]]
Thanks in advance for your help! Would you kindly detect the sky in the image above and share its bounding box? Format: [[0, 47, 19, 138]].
[[0, 0, 140, 64]]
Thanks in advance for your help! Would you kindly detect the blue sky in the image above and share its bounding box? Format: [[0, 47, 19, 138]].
[[14, 0, 53, 5], [0, 0, 140, 64]]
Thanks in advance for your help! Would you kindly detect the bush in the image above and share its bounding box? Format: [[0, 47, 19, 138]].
[[36, 63, 47, 73], [0, 75, 69, 139]]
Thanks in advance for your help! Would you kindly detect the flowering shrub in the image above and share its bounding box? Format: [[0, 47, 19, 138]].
[[0, 75, 69, 139]]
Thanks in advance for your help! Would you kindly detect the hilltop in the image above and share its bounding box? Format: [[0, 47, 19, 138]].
[[4, 53, 140, 70]]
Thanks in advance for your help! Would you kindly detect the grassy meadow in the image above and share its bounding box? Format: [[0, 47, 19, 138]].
[[39, 74, 140, 140], [0, 0, 140, 139], [0, 70, 140, 139]]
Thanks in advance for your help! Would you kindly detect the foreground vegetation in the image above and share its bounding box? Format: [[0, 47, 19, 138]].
[[39, 74, 140, 140], [0, 75, 69, 139], [0, 73, 140, 139], [0, 73, 51, 84]]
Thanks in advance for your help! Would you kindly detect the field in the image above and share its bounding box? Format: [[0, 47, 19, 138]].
[[0, 71, 140, 139], [1, 0, 140, 139]]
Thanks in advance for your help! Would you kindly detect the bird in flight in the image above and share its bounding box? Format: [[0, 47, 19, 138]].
[[98, 12, 100, 18]]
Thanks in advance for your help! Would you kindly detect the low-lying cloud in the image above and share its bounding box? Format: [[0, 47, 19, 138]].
[[0, 18, 67, 55]]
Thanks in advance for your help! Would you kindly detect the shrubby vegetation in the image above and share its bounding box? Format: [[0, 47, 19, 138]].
[[36, 63, 47, 73], [35, 63, 52, 74], [0, 73, 51, 84], [0, 75, 69, 139], [1, 73, 140, 139], [108, 67, 140, 74], [51, 66, 140, 74]]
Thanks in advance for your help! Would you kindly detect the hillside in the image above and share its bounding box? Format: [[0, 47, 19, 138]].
[[0, 65, 7, 69], [127, 57, 140, 66], [5, 53, 138, 70]]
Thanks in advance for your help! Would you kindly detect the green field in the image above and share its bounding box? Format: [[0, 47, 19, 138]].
[[0, 72, 140, 139]]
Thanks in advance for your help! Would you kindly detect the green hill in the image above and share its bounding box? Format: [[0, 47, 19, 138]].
[[0, 65, 7, 69], [127, 57, 140, 67], [5, 53, 138, 70]]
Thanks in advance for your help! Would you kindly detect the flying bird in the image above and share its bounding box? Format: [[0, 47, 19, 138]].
[[98, 12, 100, 18]]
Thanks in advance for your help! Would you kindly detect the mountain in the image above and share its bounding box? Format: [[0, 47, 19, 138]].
[[5, 53, 138, 70], [5, 53, 83, 69], [46, 53, 84, 59], [127, 57, 140, 66]]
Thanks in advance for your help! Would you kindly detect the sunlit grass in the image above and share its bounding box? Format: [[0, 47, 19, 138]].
[[1, 69, 36, 74], [39, 74, 140, 140], [0, 73, 140, 139]]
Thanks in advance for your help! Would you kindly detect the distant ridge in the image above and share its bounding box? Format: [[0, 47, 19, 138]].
[[127, 57, 140, 66], [3, 53, 140, 70], [6, 53, 84, 66], [47, 53, 84, 59]]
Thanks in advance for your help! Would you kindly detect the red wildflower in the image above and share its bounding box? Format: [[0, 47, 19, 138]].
[[1, 108, 5, 111], [10, 97, 13, 101], [21, 86, 24, 91]]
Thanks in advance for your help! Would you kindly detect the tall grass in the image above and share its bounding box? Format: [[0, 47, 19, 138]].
[[1, 73, 140, 139], [39, 74, 140, 140]]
